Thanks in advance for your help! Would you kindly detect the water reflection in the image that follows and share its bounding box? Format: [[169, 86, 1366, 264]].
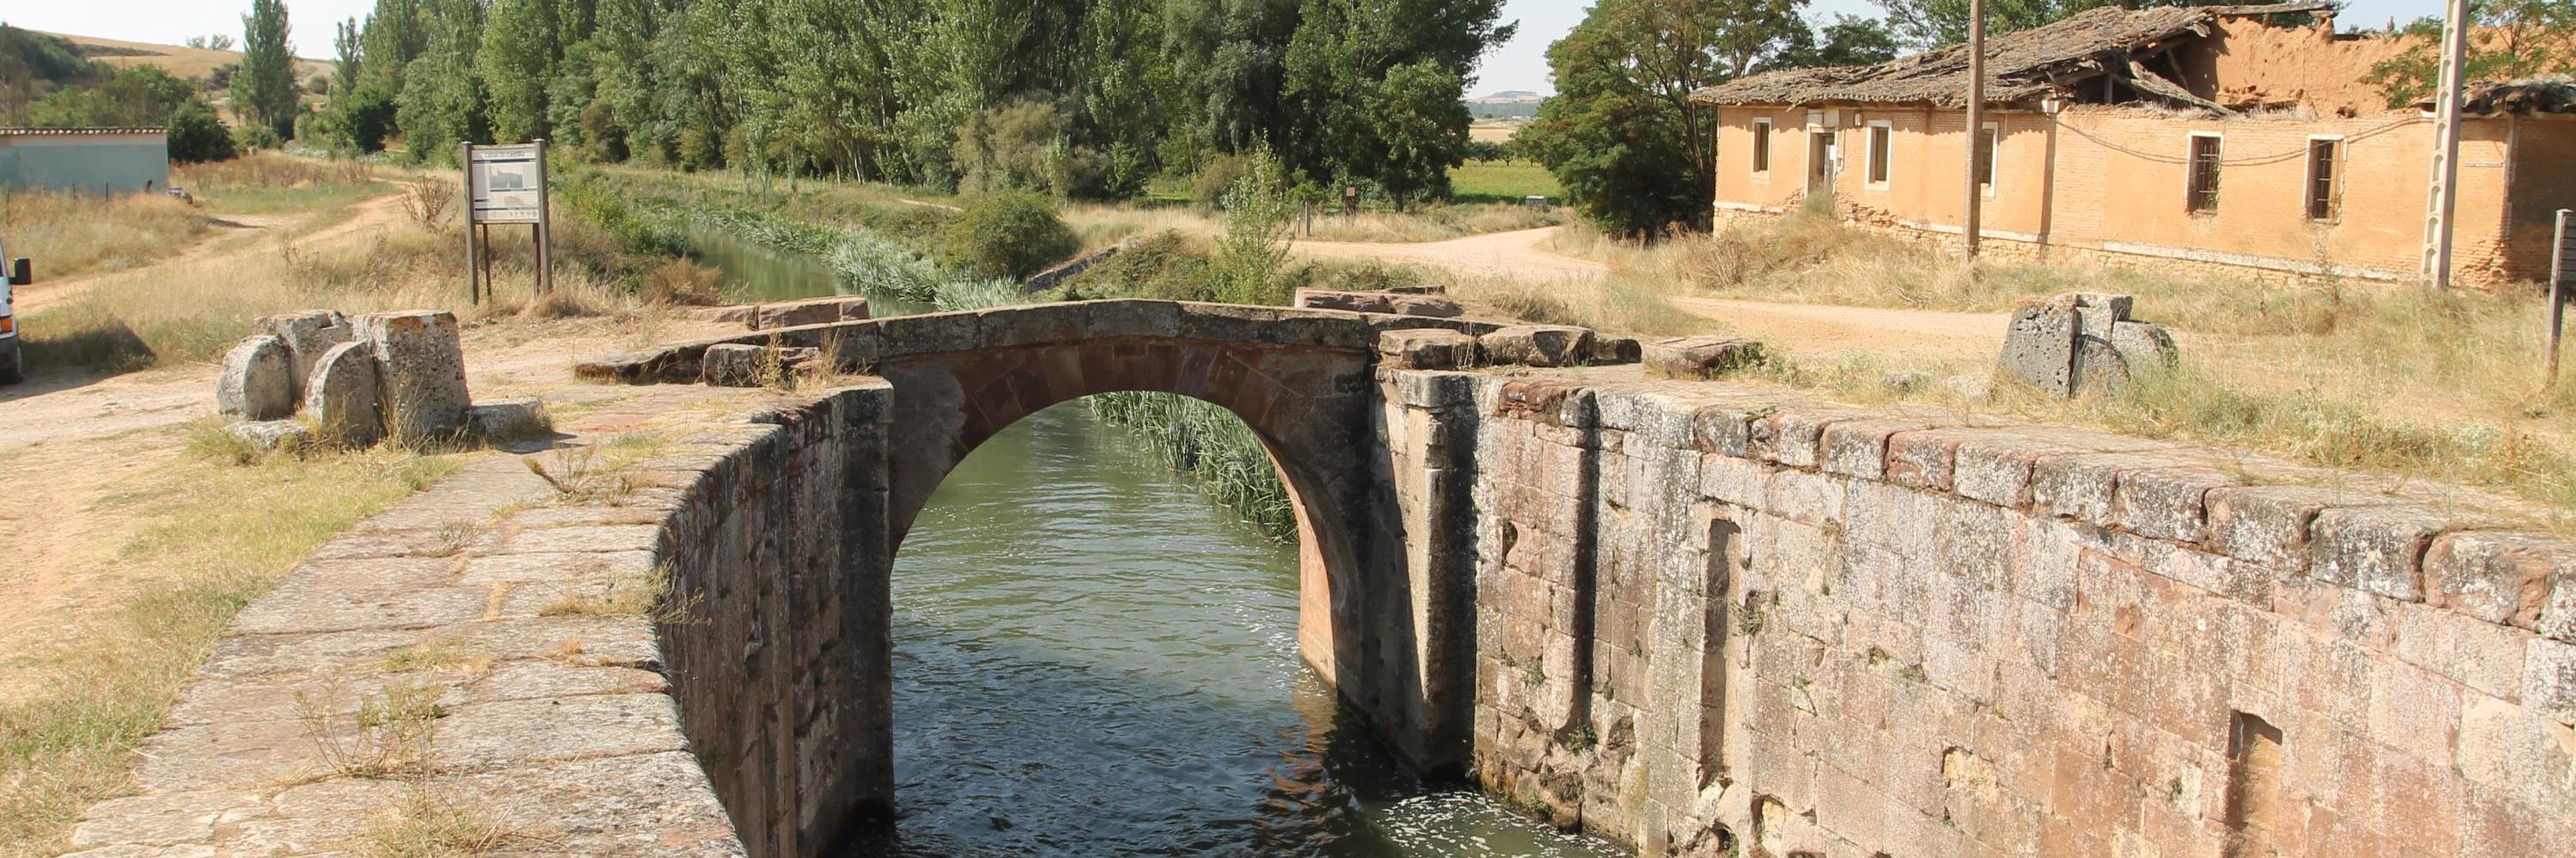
[[684, 225, 846, 303], [859, 402, 1625, 858]]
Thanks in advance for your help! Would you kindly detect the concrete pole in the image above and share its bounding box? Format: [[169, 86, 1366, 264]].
[[2421, 0, 2471, 288], [1964, 0, 1986, 258], [461, 142, 479, 306]]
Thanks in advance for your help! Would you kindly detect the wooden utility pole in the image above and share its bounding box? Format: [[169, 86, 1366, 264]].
[[2421, 0, 2471, 288], [1963, 0, 1986, 258]]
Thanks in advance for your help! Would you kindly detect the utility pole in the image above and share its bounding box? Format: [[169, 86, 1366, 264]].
[[2421, 0, 2471, 288], [1963, 0, 1986, 258]]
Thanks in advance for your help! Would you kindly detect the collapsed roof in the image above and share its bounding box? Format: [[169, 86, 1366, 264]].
[[2427, 75, 2576, 115], [1689, 3, 2334, 111]]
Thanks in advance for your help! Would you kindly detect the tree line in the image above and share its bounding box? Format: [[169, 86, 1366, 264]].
[[310, 0, 1512, 208]]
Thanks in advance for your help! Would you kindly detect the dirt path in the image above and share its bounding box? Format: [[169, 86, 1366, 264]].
[[1672, 297, 2012, 363], [1296, 226, 1609, 278]]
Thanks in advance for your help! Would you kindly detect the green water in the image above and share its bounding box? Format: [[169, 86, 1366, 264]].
[[702, 234, 1628, 858], [685, 224, 848, 303]]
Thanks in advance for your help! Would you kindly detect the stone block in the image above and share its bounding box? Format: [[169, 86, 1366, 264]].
[[1388, 295, 1466, 318], [255, 309, 352, 396], [358, 311, 470, 440], [1885, 429, 1964, 491], [2111, 466, 2236, 544], [1376, 329, 1478, 370], [1643, 335, 1767, 380], [1820, 419, 1921, 480], [2109, 320, 2178, 372], [2311, 505, 2465, 602], [226, 419, 311, 453], [1996, 301, 2078, 397], [700, 344, 772, 387], [468, 399, 553, 444], [301, 341, 380, 447], [2527, 638, 2576, 727], [1294, 288, 1394, 313], [2425, 531, 2576, 631], [2071, 292, 2135, 319], [1588, 335, 1641, 365], [750, 295, 869, 330], [1479, 325, 1595, 368], [216, 335, 295, 420]]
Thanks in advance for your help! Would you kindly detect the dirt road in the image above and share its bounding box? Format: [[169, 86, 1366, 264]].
[[15, 194, 412, 316], [1297, 226, 1609, 278]]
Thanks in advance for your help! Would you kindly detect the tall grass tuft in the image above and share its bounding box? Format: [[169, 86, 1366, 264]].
[[0, 191, 209, 281], [1087, 391, 1297, 539]]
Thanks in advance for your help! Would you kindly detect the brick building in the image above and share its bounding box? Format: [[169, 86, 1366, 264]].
[[1689, 3, 2576, 286]]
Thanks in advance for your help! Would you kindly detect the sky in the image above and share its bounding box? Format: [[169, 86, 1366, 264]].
[[3, 0, 2460, 97]]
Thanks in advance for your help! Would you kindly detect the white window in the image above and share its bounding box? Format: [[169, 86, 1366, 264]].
[[1865, 120, 1893, 188], [1976, 121, 2001, 195], [1751, 118, 1773, 178], [2305, 136, 2342, 222], [2187, 132, 2223, 214]]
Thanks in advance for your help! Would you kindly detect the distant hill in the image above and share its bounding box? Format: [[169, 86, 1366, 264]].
[[1465, 90, 1544, 119], [39, 31, 334, 83]]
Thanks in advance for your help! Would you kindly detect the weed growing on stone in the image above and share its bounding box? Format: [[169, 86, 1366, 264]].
[[538, 563, 696, 624], [296, 678, 449, 780], [359, 786, 531, 858], [380, 637, 492, 676], [1560, 726, 1598, 753], [522, 436, 664, 507], [422, 520, 483, 559]]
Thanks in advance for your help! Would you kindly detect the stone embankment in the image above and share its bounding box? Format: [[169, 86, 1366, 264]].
[[77, 298, 2576, 858]]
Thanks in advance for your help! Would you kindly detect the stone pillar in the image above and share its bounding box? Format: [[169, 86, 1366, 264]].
[[1376, 369, 1485, 775]]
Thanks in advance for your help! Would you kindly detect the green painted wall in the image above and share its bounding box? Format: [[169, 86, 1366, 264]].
[[0, 133, 172, 195]]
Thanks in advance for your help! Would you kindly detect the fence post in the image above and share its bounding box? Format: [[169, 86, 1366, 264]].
[[2550, 209, 2570, 382]]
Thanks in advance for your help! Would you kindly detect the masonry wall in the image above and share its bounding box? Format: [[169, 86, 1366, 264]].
[[655, 384, 896, 858], [1427, 369, 2576, 857]]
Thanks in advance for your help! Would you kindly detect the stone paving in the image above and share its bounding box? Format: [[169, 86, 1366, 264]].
[[64, 406, 766, 857]]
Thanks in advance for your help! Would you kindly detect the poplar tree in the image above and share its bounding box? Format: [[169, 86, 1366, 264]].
[[232, 0, 298, 137]]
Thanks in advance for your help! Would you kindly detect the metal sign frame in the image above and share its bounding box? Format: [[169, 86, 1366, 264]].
[[461, 140, 553, 305]]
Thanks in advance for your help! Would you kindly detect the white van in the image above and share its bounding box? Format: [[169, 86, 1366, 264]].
[[1, 243, 24, 385]]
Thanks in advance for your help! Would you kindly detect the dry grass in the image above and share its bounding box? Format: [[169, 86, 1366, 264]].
[[19, 202, 643, 376], [538, 562, 688, 623], [297, 678, 450, 781], [1572, 209, 2576, 519], [1061, 200, 1558, 249], [0, 437, 458, 855], [0, 191, 210, 281], [175, 154, 384, 216], [1449, 272, 1703, 339], [359, 787, 530, 857]]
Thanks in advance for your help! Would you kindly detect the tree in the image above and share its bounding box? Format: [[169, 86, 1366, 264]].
[[233, 0, 298, 138], [333, 17, 362, 94], [2364, 1, 2576, 108], [1521, 0, 1808, 237], [1774, 14, 1902, 69], [477, 0, 559, 143], [167, 100, 239, 162], [186, 33, 238, 52], [1361, 60, 1470, 210]]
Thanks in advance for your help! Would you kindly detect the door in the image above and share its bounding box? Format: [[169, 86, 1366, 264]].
[[1807, 130, 1838, 198]]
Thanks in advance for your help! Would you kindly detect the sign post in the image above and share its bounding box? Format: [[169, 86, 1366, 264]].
[[463, 140, 552, 304], [2551, 209, 2571, 383]]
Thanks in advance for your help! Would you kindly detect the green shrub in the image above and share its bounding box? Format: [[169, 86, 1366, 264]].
[[934, 191, 1079, 280]]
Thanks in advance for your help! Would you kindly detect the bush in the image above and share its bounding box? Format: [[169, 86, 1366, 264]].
[[232, 123, 283, 153], [315, 82, 398, 154], [934, 191, 1079, 280], [166, 101, 237, 163]]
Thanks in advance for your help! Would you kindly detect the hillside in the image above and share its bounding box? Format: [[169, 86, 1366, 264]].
[[39, 31, 333, 83]]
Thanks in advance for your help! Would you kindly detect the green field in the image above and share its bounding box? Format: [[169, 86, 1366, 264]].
[[1449, 159, 1561, 203]]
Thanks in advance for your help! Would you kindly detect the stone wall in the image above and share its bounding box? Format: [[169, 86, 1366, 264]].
[[1400, 367, 2576, 857], [650, 384, 896, 857]]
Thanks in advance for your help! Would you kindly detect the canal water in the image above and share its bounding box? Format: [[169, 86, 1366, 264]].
[[696, 233, 1628, 858]]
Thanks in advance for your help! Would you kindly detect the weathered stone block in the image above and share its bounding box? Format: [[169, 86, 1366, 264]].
[[2071, 292, 2135, 319], [255, 309, 352, 396], [700, 344, 772, 387], [2526, 638, 2576, 727], [1885, 429, 1963, 491], [2311, 505, 2460, 601], [226, 419, 311, 453], [2108, 320, 2177, 372], [2111, 466, 2236, 544], [302, 341, 380, 446], [2426, 531, 2576, 630], [216, 335, 296, 420], [753, 295, 870, 330], [1480, 325, 1595, 368], [1820, 419, 1921, 480], [1377, 329, 1478, 370], [1996, 301, 2078, 397], [358, 311, 470, 440], [1643, 335, 1766, 380], [1587, 336, 1641, 365], [468, 399, 553, 444]]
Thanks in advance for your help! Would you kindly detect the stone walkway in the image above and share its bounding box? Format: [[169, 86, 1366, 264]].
[[63, 407, 770, 856]]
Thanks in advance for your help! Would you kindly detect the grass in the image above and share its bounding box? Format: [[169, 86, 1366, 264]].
[[1449, 159, 1563, 203], [0, 432, 458, 855], [0, 190, 209, 281], [19, 182, 656, 377], [1087, 391, 1297, 539], [1060, 199, 1559, 246], [359, 786, 528, 858], [173, 153, 385, 216]]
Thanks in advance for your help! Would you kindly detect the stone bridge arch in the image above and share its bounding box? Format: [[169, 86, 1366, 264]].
[[596, 300, 1483, 854]]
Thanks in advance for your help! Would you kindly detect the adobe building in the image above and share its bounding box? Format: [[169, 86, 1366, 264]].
[[1690, 3, 2576, 286], [0, 126, 172, 196]]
